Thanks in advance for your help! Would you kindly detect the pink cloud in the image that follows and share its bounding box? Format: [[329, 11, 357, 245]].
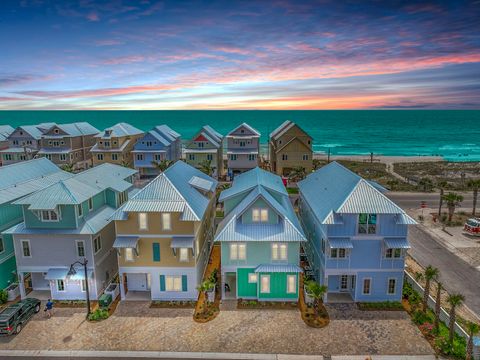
[[87, 12, 99, 21], [101, 55, 146, 65], [95, 39, 124, 46]]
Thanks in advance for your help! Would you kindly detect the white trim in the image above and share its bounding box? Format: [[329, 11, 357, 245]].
[[138, 213, 148, 231], [362, 277, 372, 295], [93, 235, 102, 254], [387, 277, 397, 295], [260, 275, 270, 293], [21, 239, 32, 258], [248, 273, 258, 283], [56, 279, 66, 292], [161, 213, 172, 231], [75, 240, 86, 258], [286, 274, 296, 294]]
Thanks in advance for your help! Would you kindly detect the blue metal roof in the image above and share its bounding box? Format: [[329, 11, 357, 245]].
[[298, 162, 416, 225], [46, 122, 99, 137], [254, 264, 303, 273], [113, 236, 139, 249], [170, 236, 194, 248], [328, 238, 354, 249], [384, 238, 410, 249], [45, 268, 69, 280], [0, 125, 13, 141], [95, 122, 143, 138]]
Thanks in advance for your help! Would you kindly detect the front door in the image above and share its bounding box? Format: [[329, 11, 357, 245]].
[[340, 275, 348, 291]]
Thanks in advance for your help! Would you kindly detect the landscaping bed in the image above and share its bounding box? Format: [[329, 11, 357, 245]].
[[53, 300, 90, 308], [237, 299, 298, 309], [150, 300, 196, 308], [301, 303, 330, 328], [358, 301, 404, 311]]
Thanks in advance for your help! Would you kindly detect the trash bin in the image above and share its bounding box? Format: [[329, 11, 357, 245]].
[[99, 293, 112, 308]]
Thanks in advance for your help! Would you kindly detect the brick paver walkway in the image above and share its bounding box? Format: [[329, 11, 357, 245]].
[[0, 302, 433, 356]]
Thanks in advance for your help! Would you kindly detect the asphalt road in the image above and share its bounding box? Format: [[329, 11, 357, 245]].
[[408, 224, 480, 317], [387, 191, 474, 210]]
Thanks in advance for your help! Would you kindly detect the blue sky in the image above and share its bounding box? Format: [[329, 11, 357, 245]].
[[0, 0, 479, 109]]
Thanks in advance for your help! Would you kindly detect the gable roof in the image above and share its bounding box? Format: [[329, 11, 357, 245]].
[[0, 125, 14, 141], [12, 123, 55, 140], [96, 122, 143, 139], [44, 122, 99, 137], [14, 163, 136, 210], [298, 161, 416, 225], [219, 167, 287, 202], [188, 125, 223, 149], [139, 124, 180, 147], [112, 161, 217, 222], [226, 122, 260, 137], [0, 158, 70, 204]]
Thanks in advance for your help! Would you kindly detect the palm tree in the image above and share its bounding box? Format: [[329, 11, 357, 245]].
[[61, 163, 75, 173], [422, 265, 439, 313], [466, 321, 480, 360], [434, 281, 443, 332], [467, 179, 480, 216], [437, 180, 448, 218], [151, 159, 172, 173], [196, 280, 215, 314], [419, 177, 433, 192], [313, 159, 322, 170], [288, 166, 307, 183], [199, 160, 215, 177], [120, 160, 131, 168], [305, 280, 328, 317], [447, 293, 465, 343], [442, 192, 464, 222]]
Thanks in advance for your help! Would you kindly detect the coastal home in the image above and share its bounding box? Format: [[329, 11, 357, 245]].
[[37, 122, 99, 171], [0, 158, 70, 290], [0, 125, 14, 166], [298, 161, 416, 303], [184, 125, 224, 178], [269, 120, 313, 176], [215, 167, 306, 301], [5, 164, 136, 300], [111, 161, 217, 301], [132, 125, 181, 177], [0, 123, 54, 166], [226, 123, 261, 178], [91, 122, 144, 167]]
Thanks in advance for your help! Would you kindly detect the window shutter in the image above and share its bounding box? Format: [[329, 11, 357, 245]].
[[159, 275, 165, 291], [152, 243, 160, 262], [181, 275, 188, 292]]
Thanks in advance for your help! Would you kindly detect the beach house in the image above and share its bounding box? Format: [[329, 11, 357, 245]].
[[0, 125, 14, 166], [5, 164, 136, 300], [215, 167, 306, 301], [298, 161, 416, 303], [111, 161, 217, 301], [0, 158, 70, 290], [269, 120, 313, 176], [184, 125, 224, 178], [132, 125, 181, 177], [226, 123, 261, 178], [91, 122, 144, 167], [0, 123, 54, 166], [37, 122, 99, 171]]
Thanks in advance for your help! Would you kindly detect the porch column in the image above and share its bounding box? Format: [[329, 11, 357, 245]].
[[18, 272, 26, 299], [119, 273, 126, 300]]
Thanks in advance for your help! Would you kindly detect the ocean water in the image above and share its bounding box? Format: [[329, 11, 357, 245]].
[[0, 110, 479, 162]]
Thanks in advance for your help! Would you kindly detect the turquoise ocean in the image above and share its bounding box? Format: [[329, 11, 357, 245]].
[[0, 110, 479, 162]]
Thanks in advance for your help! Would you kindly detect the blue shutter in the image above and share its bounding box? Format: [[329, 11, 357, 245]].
[[160, 275, 165, 291], [152, 243, 160, 262], [182, 275, 188, 292]]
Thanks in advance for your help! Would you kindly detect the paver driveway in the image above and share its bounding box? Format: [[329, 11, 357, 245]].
[[0, 302, 433, 356]]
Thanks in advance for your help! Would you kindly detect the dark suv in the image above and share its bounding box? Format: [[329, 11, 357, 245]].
[[0, 298, 41, 335]]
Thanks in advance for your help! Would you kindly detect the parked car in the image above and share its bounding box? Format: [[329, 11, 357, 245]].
[[0, 298, 41, 335]]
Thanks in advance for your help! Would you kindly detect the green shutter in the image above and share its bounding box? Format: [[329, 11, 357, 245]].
[[160, 275, 165, 291], [182, 275, 188, 292], [152, 243, 160, 262]]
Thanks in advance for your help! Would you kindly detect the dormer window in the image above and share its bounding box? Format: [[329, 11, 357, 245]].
[[252, 208, 268, 222], [77, 204, 83, 217], [358, 213, 377, 234], [41, 210, 59, 222]]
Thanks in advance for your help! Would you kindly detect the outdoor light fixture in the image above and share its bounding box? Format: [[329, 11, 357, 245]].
[[68, 259, 91, 318]]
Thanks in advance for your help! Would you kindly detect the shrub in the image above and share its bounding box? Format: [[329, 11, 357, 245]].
[[0, 289, 7, 304], [88, 308, 109, 321], [412, 310, 433, 325]]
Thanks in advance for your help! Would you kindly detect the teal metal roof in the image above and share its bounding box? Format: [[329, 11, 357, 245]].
[[45, 268, 68, 280], [0, 158, 70, 205], [112, 161, 217, 221], [384, 238, 410, 249], [254, 264, 303, 273], [95, 122, 143, 138], [14, 163, 136, 210], [328, 238, 354, 249], [298, 162, 416, 225], [188, 176, 216, 192]]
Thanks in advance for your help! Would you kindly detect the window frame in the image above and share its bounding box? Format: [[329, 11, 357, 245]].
[[0, 236, 4, 254], [161, 213, 171, 231], [165, 275, 182, 292], [229, 243, 246, 260], [358, 213, 377, 234], [21, 239, 31, 258], [248, 273, 258, 283], [41, 210, 59, 222], [75, 240, 85, 258], [179, 247, 189, 262], [93, 236, 102, 254], [125, 247, 135, 262], [362, 278, 372, 295], [272, 243, 288, 261], [387, 278, 396, 295], [56, 279, 65, 292], [286, 274, 296, 294], [77, 204, 83, 218], [260, 275, 270, 293], [138, 212, 148, 231], [88, 198, 93, 211]]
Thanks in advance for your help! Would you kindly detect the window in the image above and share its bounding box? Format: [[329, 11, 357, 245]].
[[138, 213, 148, 230], [252, 208, 268, 223], [358, 213, 377, 234], [248, 273, 258, 283], [59, 154, 67, 161], [0, 237, 4, 254], [125, 248, 134, 262], [260, 209, 268, 222], [394, 248, 402, 258], [302, 154, 309, 161], [272, 243, 288, 260], [104, 141, 110, 148], [111, 154, 118, 161], [161, 213, 171, 230], [165, 276, 182, 291], [80, 280, 87, 292], [57, 279, 65, 292], [338, 248, 346, 258], [282, 154, 288, 160], [4, 154, 12, 161], [260, 275, 270, 293], [230, 154, 237, 161], [21, 240, 31, 257], [154, 154, 162, 161], [13, 140, 19, 145], [385, 248, 403, 258], [45, 154, 52, 160], [197, 142, 205, 148], [229, 243, 246, 260], [362, 278, 371, 295], [76, 240, 85, 257], [41, 210, 59, 222], [77, 204, 83, 217], [287, 275, 296, 294], [97, 154, 104, 161], [340, 275, 348, 290], [136, 154, 144, 161], [179, 248, 189, 262], [248, 154, 256, 161], [146, 141, 153, 147], [93, 236, 102, 254], [88, 198, 93, 211], [330, 248, 347, 258], [207, 154, 213, 161], [387, 278, 396, 295], [188, 154, 195, 160], [239, 141, 246, 147]]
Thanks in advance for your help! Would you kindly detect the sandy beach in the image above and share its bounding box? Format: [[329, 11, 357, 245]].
[[312, 153, 444, 164]]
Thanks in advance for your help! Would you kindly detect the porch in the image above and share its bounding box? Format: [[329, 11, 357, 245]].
[[326, 292, 354, 303], [124, 290, 152, 301]]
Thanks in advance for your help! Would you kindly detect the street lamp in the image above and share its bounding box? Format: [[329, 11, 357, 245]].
[[68, 258, 91, 318]]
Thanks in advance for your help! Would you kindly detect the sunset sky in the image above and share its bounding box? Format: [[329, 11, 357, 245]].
[[1, 0, 479, 110]]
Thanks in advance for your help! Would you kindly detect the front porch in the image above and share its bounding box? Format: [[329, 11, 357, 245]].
[[326, 292, 354, 303], [26, 289, 51, 300], [124, 290, 152, 301], [325, 274, 357, 303]]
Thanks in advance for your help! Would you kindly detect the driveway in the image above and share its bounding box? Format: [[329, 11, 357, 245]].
[[0, 302, 432, 356]]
